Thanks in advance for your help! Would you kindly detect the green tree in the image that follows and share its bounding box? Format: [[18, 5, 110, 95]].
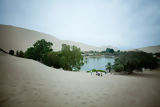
[[16, 50, 19, 56], [19, 51, 24, 57], [23, 40, 84, 71], [117, 50, 120, 53], [24, 47, 36, 59], [16, 50, 24, 57], [113, 51, 158, 73], [105, 62, 112, 72], [106, 48, 114, 53], [42, 52, 61, 68], [42, 44, 84, 71], [113, 63, 124, 72], [60, 44, 72, 70], [25, 39, 53, 61], [9, 50, 14, 55], [71, 45, 84, 71], [60, 44, 84, 71]]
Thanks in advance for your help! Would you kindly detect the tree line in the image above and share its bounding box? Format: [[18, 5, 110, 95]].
[[105, 51, 159, 73], [9, 39, 84, 71], [8, 39, 159, 73]]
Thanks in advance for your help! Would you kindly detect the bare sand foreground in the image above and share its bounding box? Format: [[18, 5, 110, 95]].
[[0, 52, 160, 107]]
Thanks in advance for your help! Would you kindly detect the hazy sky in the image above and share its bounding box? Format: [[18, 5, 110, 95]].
[[0, 0, 160, 50]]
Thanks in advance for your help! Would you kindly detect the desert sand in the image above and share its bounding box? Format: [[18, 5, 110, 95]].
[[0, 25, 117, 52], [135, 45, 160, 53], [0, 51, 160, 107], [129, 45, 160, 53]]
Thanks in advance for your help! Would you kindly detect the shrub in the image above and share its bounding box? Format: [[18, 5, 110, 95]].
[[106, 48, 114, 53], [113, 51, 158, 73], [9, 50, 14, 55], [105, 62, 112, 72], [16, 50, 24, 57], [87, 69, 105, 72], [42, 52, 61, 68], [92, 69, 97, 72], [113, 64, 124, 72]]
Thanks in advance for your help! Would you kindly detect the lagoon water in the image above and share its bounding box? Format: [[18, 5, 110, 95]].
[[80, 56, 115, 71]]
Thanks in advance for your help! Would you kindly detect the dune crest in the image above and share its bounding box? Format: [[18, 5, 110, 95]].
[[133, 45, 160, 53], [0, 25, 118, 52]]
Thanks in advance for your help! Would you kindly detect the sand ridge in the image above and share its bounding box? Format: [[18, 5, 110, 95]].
[[0, 24, 118, 52]]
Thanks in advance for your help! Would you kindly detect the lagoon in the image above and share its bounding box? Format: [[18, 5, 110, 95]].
[[80, 56, 115, 71]]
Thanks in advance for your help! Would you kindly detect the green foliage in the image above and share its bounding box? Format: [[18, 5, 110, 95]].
[[14, 39, 84, 71], [42, 52, 61, 68], [60, 44, 84, 71], [16, 51, 18, 56], [9, 50, 14, 55], [101, 48, 115, 55], [97, 70, 105, 72], [113, 50, 121, 56], [92, 69, 97, 72], [87, 69, 105, 72], [41, 43, 84, 71], [106, 48, 114, 53], [113, 63, 124, 72], [16, 50, 24, 57], [105, 62, 112, 72], [113, 51, 159, 73], [24, 39, 53, 61], [155, 53, 160, 57], [24, 47, 36, 59], [117, 50, 120, 53]]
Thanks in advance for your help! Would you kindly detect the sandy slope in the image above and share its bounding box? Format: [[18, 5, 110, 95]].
[[130, 45, 160, 53], [0, 52, 160, 107], [0, 25, 117, 52], [137, 45, 160, 53]]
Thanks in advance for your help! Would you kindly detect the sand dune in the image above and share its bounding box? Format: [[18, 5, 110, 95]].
[[0, 51, 160, 107], [130, 45, 160, 53], [0, 25, 117, 52]]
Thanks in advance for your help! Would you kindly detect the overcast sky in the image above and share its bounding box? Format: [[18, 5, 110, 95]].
[[0, 0, 160, 50]]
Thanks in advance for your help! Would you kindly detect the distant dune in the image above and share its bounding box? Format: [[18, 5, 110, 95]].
[[0, 25, 117, 52], [0, 51, 160, 107], [130, 45, 160, 53]]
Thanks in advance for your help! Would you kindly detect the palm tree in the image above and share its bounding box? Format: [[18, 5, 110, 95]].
[[105, 62, 112, 73]]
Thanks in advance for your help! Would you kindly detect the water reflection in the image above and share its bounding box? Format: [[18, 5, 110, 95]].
[[81, 56, 115, 71]]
